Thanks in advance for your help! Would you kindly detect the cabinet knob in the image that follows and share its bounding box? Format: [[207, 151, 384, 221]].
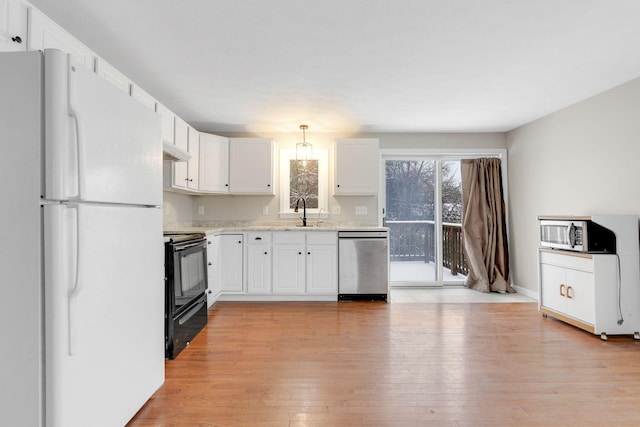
[[337, 184, 340, 188], [264, 251, 268, 255], [267, 184, 271, 187], [11, 36, 22, 44], [298, 252, 302, 255], [208, 262, 212, 266], [307, 252, 311, 255], [225, 184, 229, 187], [238, 241, 242, 244]]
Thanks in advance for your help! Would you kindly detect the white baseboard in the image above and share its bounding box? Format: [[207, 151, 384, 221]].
[[513, 284, 538, 301]]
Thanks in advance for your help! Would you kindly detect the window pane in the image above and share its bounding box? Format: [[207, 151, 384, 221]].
[[385, 160, 436, 283], [289, 159, 318, 209]]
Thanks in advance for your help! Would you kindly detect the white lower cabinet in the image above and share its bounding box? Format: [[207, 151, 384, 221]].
[[205, 232, 218, 308], [273, 233, 307, 294], [539, 249, 640, 339], [215, 234, 243, 292], [217, 231, 337, 300], [246, 232, 272, 293], [306, 232, 338, 294]]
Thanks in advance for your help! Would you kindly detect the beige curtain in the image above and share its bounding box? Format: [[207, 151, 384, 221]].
[[460, 158, 514, 293]]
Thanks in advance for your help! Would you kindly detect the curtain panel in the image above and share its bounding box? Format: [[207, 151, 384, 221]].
[[460, 158, 514, 293]]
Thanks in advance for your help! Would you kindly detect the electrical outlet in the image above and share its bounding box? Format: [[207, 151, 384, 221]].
[[198, 205, 205, 215], [262, 206, 269, 215], [355, 206, 368, 215], [332, 205, 341, 215]]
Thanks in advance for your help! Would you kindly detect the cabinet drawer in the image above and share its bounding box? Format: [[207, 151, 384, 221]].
[[273, 232, 306, 245], [539, 250, 593, 272], [307, 232, 337, 245], [247, 232, 272, 244]]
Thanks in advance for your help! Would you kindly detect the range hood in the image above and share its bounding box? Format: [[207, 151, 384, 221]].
[[163, 141, 191, 162]]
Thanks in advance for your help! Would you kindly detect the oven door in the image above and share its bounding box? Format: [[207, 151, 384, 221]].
[[172, 239, 208, 313]]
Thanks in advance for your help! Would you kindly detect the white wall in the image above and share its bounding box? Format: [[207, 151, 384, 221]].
[[183, 132, 506, 226], [162, 190, 194, 227], [507, 77, 640, 293]]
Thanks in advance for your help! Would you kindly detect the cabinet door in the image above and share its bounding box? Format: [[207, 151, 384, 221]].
[[199, 133, 229, 193], [306, 244, 337, 294], [215, 235, 244, 292], [565, 268, 595, 324], [334, 138, 379, 195], [186, 127, 200, 191], [0, 0, 27, 52], [273, 244, 305, 293], [95, 57, 131, 94], [168, 117, 188, 189], [156, 103, 175, 143], [229, 138, 274, 194], [28, 7, 95, 70], [247, 246, 272, 293], [205, 236, 218, 308], [540, 263, 566, 314]]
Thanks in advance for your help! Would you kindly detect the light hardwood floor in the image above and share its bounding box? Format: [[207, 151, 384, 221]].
[[127, 301, 640, 427]]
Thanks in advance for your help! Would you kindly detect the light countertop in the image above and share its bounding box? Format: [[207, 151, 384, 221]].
[[164, 222, 388, 234]]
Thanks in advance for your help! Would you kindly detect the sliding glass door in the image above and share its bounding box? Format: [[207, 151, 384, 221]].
[[382, 156, 465, 287]]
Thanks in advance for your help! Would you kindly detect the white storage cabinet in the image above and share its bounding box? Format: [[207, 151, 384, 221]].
[[199, 133, 229, 193], [539, 249, 640, 340], [0, 0, 28, 52], [246, 232, 272, 293], [229, 138, 274, 194], [215, 234, 244, 292], [334, 138, 379, 195]]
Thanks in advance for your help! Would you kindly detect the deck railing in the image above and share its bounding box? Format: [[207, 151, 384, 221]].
[[386, 220, 468, 276]]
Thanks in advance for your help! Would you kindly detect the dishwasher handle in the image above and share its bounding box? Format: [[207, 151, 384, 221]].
[[338, 231, 388, 239]]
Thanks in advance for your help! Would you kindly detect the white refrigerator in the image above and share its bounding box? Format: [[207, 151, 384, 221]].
[[0, 50, 165, 426]]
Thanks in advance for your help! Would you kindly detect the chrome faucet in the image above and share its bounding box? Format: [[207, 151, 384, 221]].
[[294, 197, 307, 227]]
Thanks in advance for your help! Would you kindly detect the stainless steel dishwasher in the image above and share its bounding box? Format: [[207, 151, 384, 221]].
[[338, 230, 389, 301]]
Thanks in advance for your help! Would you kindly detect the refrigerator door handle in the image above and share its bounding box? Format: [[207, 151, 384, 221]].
[[67, 203, 83, 355], [67, 63, 86, 201]]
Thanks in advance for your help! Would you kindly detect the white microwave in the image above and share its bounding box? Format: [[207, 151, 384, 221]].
[[539, 219, 616, 253]]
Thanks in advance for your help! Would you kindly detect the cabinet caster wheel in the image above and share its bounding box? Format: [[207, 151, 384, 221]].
[[634, 332, 640, 340], [542, 313, 547, 318], [600, 333, 608, 341]]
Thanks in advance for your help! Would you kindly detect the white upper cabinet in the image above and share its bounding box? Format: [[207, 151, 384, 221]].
[[186, 126, 199, 191], [334, 138, 379, 195], [173, 116, 189, 152], [169, 118, 188, 190], [199, 133, 229, 193], [130, 85, 157, 112], [229, 138, 274, 195], [95, 57, 131, 95], [156, 103, 175, 144], [28, 6, 95, 70], [0, 0, 27, 52]]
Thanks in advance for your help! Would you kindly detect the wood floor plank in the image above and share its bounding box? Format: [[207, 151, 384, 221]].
[[127, 301, 640, 426]]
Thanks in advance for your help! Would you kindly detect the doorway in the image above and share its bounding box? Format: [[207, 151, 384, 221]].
[[381, 156, 466, 287]]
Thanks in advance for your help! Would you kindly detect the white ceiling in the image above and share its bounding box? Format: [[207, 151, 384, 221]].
[[28, 0, 640, 134]]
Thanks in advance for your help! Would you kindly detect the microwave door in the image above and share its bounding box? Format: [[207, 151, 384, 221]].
[[568, 223, 577, 248]]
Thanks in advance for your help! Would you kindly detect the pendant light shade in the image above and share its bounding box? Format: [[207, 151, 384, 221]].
[[296, 124, 312, 162]]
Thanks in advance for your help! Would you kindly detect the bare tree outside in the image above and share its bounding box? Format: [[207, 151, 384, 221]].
[[385, 160, 461, 223], [289, 160, 319, 208]]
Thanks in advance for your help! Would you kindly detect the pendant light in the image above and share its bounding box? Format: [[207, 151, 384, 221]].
[[296, 124, 313, 162]]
